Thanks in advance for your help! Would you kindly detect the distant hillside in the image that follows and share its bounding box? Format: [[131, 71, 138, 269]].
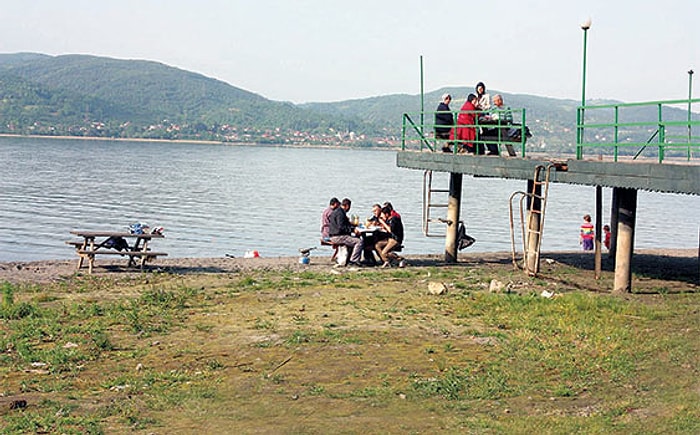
[[0, 53, 694, 151], [0, 53, 375, 144]]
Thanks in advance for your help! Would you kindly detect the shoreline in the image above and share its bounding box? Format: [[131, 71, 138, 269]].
[[0, 133, 396, 150], [1, 248, 697, 285]]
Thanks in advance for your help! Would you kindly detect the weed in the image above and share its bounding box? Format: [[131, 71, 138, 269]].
[[1, 282, 36, 319], [307, 384, 325, 395], [253, 318, 275, 330], [207, 359, 224, 370], [285, 330, 311, 345], [92, 330, 114, 351], [194, 323, 214, 333]]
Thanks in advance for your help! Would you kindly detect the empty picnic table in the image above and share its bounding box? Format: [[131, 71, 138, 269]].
[[67, 231, 167, 274]]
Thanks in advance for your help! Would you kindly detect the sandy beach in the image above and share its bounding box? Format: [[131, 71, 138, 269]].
[[1, 249, 697, 286]]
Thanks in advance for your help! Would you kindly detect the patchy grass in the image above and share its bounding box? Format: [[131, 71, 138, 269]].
[[0, 260, 698, 434]]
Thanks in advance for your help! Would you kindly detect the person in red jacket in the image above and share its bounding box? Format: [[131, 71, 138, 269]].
[[451, 93, 479, 153]]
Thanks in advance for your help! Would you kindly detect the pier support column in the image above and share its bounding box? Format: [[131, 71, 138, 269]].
[[595, 186, 602, 279], [613, 188, 637, 294], [444, 172, 463, 263], [525, 179, 542, 275], [609, 189, 619, 262]]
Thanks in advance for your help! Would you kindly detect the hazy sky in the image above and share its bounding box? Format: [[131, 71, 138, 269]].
[[3, 0, 699, 104]]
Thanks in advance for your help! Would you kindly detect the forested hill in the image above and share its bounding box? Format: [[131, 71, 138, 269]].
[[0, 53, 693, 151], [0, 53, 373, 145]]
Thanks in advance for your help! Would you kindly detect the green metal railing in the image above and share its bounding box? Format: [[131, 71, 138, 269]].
[[401, 108, 529, 156], [576, 98, 700, 162]]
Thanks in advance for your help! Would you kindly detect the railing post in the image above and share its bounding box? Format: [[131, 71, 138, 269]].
[[401, 115, 405, 150], [521, 109, 527, 157], [614, 106, 619, 162], [576, 107, 583, 160], [658, 103, 664, 163]]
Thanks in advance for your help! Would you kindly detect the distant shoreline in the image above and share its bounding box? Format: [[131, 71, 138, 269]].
[[0, 133, 231, 146], [0, 133, 394, 150]]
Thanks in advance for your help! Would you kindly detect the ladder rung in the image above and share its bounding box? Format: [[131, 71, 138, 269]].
[[428, 204, 449, 208], [430, 189, 450, 193]]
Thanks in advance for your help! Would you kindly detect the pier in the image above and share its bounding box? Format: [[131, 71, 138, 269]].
[[398, 98, 700, 292]]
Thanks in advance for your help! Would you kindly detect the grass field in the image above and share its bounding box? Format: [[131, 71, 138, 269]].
[[0, 255, 698, 434]]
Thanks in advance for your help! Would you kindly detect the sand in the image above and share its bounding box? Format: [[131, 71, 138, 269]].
[[0, 249, 697, 285]]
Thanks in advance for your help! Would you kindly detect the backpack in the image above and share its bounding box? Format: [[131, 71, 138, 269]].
[[457, 223, 476, 250]]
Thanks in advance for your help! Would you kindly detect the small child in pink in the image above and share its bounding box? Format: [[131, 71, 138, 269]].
[[579, 214, 594, 251]]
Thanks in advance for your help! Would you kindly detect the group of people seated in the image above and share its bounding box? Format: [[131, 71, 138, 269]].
[[435, 82, 528, 155], [320, 197, 405, 268]]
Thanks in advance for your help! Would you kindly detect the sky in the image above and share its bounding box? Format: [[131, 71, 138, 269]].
[[2, 0, 699, 104]]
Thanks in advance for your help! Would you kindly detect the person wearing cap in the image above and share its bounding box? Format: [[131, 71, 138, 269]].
[[434, 94, 454, 152]]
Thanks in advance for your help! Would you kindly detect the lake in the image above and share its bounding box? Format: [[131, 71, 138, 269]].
[[1, 136, 698, 262]]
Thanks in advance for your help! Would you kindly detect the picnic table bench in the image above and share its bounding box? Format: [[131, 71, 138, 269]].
[[67, 231, 167, 274]]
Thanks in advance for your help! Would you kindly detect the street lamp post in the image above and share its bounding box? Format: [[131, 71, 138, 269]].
[[581, 18, 591, 107], [688, 69, 694, 144], [577, 18, 592, 160]]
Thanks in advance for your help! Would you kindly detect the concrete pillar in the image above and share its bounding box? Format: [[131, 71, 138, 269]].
[[609, 188, 619, 261], [444, 172, 463, 263], [525, 179, 542, 275], [613, 188, 638, 294], [595, 186, 602, 279]]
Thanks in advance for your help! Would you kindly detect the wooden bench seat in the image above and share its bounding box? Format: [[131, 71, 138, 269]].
[[74, 250, 168, 274], [76, 250, 167, 257], [320, 238, 339, 262]]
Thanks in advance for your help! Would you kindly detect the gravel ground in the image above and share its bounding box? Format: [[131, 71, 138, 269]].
[[0, 249, 697, 285]]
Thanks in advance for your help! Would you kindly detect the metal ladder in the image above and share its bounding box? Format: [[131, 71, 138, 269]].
[[509, 164, 554, 275], [422, 170, 450, 237]]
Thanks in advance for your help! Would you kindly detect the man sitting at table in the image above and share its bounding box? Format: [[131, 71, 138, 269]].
[[375, 205, 406, 268], [328, 198, 364, 267], [362, 203, 390, 266], [320, 197, 340, 242], [480, 94, 514, 155]]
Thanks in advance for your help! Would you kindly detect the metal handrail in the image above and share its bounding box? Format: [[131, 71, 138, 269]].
[[402, 113, 434, 152], [401, 108, 529, 156], [576, 98, 700, 163]]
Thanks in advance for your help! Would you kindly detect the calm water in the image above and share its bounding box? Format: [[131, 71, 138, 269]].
[[1, 137, 698, 262]]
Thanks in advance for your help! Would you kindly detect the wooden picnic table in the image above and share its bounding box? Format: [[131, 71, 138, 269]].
[[67, 231, 167, 274]]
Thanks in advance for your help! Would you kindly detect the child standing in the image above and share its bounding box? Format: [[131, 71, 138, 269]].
[[579, 214, 595, 251], [603, 224, 611, 250]]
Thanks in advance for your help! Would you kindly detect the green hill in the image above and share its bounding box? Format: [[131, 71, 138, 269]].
[[0, 52, 694, 152], [0, 53, 373, 143]]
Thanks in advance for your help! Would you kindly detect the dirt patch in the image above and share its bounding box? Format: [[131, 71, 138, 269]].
[[1, 249, 697, 291]]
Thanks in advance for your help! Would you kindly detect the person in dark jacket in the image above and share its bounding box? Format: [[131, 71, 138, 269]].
[[375, 205, 406, 268], [328, 198, 364, 266], [435, 94, 454, 152]]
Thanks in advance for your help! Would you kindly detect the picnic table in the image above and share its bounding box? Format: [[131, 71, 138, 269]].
[[67, 231, 167, 274]]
